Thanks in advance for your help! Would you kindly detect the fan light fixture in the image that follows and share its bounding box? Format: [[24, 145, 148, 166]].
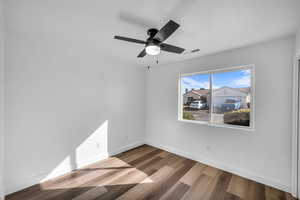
[[145, 45, 160, 55]]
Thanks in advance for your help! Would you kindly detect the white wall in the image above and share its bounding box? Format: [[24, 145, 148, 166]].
[[146, 36, 294, 192], [296, 28, 300, 57], [4, 0, 146, 195], [296, 27, 300, 198], [0, 0, 4, 198]]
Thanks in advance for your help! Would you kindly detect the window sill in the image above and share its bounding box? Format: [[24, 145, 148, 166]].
[[178, 119, 254, 131]]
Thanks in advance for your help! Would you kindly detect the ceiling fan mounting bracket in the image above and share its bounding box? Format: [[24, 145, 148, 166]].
[[147, 28, 159, 38]]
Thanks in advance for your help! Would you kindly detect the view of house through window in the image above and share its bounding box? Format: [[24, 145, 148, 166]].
[[180, 66, 253, 128], [181, 73, 210, 122]]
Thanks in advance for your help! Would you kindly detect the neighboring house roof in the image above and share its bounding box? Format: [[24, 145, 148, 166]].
[[184, 86, 250, 96], [237, 87, 251, 93], [191, 89, 210, 96], [214, 86, 250, 94], [183, 89, 209, 97]]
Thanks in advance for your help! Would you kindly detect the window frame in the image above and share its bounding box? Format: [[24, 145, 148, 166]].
[[178, 65, 255, 131]]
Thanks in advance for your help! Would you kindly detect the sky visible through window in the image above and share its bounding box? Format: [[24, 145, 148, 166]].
[[181, 69, 250, 92]]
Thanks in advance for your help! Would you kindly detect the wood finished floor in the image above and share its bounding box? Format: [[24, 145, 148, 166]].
[[7, 145, 296, 200]]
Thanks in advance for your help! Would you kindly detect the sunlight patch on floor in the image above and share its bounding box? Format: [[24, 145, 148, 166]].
[[42, 165, 153, 190]]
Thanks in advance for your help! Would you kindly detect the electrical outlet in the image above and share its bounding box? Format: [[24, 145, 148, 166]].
[[205, 145, 211, 151], [96, 142, 100, 149]]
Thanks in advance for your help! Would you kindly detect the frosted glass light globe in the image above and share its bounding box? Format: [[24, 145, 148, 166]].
[[145, 45, 160, 55]]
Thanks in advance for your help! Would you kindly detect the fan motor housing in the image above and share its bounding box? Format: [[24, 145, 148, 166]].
[[146, 29, 160, 47], [147, 28, 159, 38]]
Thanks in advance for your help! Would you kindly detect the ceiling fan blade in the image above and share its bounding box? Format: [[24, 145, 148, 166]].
[[114, 36, 146, 44], [154, 20, 180, 42], [160, 43, 185, 54], [137, 49, 146, 58]]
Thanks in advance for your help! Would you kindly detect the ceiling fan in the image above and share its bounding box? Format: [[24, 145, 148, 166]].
[[114, 20, 185, 58]]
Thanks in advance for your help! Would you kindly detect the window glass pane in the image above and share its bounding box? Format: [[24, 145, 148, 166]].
[[181, 74, 210, 121], [211, 69, 251, 126]]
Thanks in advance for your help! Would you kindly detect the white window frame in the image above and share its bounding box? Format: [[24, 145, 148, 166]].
[[178, 64, 255, 131]]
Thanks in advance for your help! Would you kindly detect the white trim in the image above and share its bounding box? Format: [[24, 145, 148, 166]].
[[298, 56, 300, 197], [177, 72, 183, 121], [180, 64, 254, 77], [209, 72, 213, 122], [108, 140, 145, 156], [4, 140, 144, 196], [146, 141, 291, 193], [292, 55, 300, 198], [0, 185, 4, 200], [178, 119, 254, 131], [178, 64, 255, 131]]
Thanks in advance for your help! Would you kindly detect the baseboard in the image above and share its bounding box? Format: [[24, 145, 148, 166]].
[[5, 140, 145, 196], [146, 141, 291, 193], [0, 186, 4, 200], [0, 184, 5, 200], [108, 140, 145, 156]]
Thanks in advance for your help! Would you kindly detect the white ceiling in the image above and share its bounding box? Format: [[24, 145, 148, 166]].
[[6, 0, 300, 66]]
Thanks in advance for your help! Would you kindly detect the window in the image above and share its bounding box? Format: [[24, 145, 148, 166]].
[[179, 65, 254, 129]]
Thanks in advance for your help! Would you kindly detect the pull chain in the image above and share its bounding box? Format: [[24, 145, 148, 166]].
[[154, 55, 159, 65]]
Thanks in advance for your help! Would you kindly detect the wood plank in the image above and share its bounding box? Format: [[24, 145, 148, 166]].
[[224, 193, 242, 200], [182, 174, 214, 200], [208, 171, 233, 200], [72, 187, 107, 200], [201, 170, 223, 200], [157, 151, 170, 158], [159, 182, 190, 200], [203, 166, 219, 178], [265, 186, 287, 200], [129, 149, 163, 167], [245, 180, 266, 200], [92, 156, 164, 200], [145, 159, 195, 200], [159, 162, 205, 200], [227, 175, 248, 199], [116, 146, 157, 163], [285, 193, 297, 200], [180, 163, 206, 186], [116, 165, 176, 200]]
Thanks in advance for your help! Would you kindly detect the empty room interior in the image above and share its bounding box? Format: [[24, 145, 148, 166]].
[[1, 0, 300, 199]]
